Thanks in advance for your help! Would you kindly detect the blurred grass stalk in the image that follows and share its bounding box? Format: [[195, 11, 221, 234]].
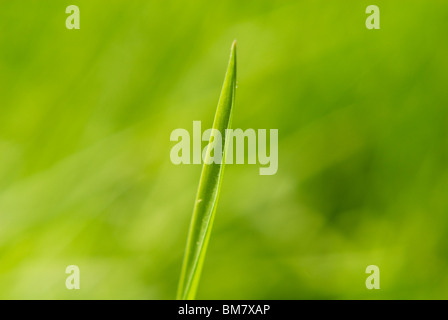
[[176, 41, 237, 300]]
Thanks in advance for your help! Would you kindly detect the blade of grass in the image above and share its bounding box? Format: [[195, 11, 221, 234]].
[[177, 41, 237, 300]]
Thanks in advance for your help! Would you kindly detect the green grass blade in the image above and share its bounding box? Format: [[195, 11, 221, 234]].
[[177, 41, 237, 300]]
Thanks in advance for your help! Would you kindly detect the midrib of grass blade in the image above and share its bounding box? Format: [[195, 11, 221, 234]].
[[177, 41, 237, 300]]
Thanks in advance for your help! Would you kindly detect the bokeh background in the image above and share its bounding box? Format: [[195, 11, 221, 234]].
[[0, 0, 447, 299]]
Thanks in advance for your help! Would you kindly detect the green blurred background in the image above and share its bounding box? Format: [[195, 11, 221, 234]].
[[0, 0, 447, 299]]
